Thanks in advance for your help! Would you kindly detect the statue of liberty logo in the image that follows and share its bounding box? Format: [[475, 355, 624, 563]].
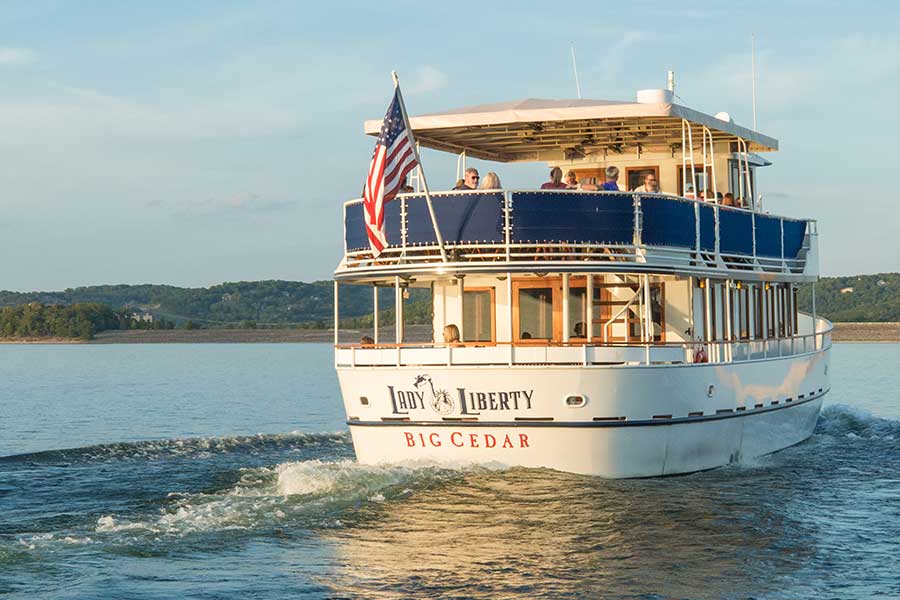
[[414, 374, 454, 415]]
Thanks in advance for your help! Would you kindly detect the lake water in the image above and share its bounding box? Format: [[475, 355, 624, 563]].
[[1, 343, 899, 598]]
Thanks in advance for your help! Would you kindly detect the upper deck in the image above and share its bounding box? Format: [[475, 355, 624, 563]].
[[340, 88, 817, 283], [337, 189, 817, 283]]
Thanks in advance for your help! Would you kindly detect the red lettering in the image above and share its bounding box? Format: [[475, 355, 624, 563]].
[[502, 434, 514, 448], [404, 432, 416, 447], [418, 433, 427, 447], [429, 432, 442, 447], [484, 433, 496, 448], [451, 432, 464, 447], [519, 433, 530, 448], [469, 433, 479, 448]]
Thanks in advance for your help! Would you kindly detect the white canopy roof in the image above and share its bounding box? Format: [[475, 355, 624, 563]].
[[364, 98, 778, 163]]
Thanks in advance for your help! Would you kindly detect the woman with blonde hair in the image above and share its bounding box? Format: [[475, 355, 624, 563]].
[[479, 171, 502, 190]]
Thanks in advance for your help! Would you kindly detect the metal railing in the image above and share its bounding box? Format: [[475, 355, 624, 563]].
[[335, 317, 833, 369], [338, 190, 816, 281]]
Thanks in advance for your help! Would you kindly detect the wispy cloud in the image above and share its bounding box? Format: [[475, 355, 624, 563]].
[[408, 66, 447, 94], [0, 47, 36, 65]]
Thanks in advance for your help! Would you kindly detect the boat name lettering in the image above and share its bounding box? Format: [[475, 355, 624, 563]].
[[388, 374, 533, 416], [402, 431, 530, 449]]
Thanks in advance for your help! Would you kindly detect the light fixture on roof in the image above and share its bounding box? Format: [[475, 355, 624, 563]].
[[715, 112, 733, 123]]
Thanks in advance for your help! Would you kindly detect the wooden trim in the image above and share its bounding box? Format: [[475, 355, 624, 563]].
[[512, 277, 562, 342], [463, 287, 496, 343]]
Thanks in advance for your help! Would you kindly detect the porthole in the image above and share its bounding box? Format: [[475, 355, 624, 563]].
[[360, 396, 370, 406], [565, 395, 587, 408], [707, 384, 715, 398]]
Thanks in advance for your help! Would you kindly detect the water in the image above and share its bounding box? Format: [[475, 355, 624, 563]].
[[1, 343, 899, 599]]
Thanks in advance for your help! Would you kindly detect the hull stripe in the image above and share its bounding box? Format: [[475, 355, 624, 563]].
[[347, 389, 828, 429]]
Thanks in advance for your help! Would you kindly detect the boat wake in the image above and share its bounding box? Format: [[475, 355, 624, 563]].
[[815, 404, 900, 441]]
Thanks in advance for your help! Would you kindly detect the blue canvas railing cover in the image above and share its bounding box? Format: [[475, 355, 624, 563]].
[[510, 192, 633, 244], [344, 191, 811, 262]]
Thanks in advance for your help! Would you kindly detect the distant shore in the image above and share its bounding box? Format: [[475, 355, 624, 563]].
[[1, 322, 898, 344]]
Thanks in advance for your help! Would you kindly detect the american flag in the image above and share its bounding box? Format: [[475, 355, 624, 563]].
[[363, 88, 417, 256]]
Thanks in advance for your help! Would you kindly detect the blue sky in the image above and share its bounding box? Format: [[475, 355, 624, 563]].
[[1, 1, 898, 291]]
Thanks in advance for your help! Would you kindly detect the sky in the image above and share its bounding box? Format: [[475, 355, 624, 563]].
[[1, 0, 899, 291]]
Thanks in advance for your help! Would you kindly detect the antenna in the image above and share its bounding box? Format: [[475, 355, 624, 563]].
[[667, 70, 675, 94], [571, 44, 582, 99], [751, 34, 758, 130]]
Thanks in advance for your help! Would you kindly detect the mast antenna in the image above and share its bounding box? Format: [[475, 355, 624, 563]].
[[751, 33, 758, 130], [571, 44, 582, 99]]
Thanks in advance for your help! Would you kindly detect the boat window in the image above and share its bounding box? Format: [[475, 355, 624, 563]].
[[517, 287, 553, 340], [568, 286, 588, 339], [625, 166, 660, 192], [754, 286, 764, 339], [677, 165, 712, 197], [463, 289, 494, 342]]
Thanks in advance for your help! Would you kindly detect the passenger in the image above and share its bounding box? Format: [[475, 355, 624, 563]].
[[600, 166, 621, 191], [453, 178, 465, 189], [573, 322, 586, 337], [684, 184, 696, 200], [698, 189, 706, 200], [577, 178, 599, 191], [541, 166, 568, 189], [480, 172, 502, 190], [454, 168, 479, 190], [565, 170, 579, 189], [399, 175, 414, 194], [521, 331, 533, 340], [360, 335, 375, 345], [716, 191, 723, 201], [443, 324, 460, 343], [632, 173, 660, 193], [722, 192, 735, 207]]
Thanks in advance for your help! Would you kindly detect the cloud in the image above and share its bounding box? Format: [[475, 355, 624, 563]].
[[408, 66, 447, 94], [0, 47, 36, 65]]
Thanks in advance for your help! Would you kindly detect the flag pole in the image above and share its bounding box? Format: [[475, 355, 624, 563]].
[[391, 71, 448, 263]]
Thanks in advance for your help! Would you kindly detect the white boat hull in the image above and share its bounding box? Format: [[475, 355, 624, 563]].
[[337, 348, 829, 478]]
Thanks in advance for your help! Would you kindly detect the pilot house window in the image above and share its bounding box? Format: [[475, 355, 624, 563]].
[[517, 287, 553, 340]]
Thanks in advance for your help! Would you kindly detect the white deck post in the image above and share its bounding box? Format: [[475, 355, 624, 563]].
[[373, 284, 379, 344], [586, 274, 594, 341], [507, 273, 514, 365], [562, 273, 570, 343], [394, 276, 403, 344], [333, 281, 339, 346], [457, 275, 465, 342]]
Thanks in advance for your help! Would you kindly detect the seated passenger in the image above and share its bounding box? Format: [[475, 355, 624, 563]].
[[632, 173, 660, 193], [541, 167, 568, 189], [399, 176, 414, 194], [565, 170, 579, 189], [684, 184, 696, 200], [443, 324, 460, 344], [573, 322, 586, 337], [600, 166, 621, 191], [722, 192, 736, 207], [360, 335, 375, 345], [480, 171, 502, 190], [454, 168, 479, 190]]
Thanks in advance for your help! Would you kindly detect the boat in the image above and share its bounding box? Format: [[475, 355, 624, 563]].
[[331, 82, 832, 478]]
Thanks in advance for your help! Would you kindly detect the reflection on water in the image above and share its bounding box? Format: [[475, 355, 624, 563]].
[[323, 463, 823, 599]]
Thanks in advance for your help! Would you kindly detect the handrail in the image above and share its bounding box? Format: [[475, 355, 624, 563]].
[[339, 189, 817, 281]]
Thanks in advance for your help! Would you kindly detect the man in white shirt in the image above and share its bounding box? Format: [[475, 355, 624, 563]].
[[632, 173, 660, 193]]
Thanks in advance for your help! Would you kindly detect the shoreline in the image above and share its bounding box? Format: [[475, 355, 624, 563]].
[[1, 322, 898, 344]]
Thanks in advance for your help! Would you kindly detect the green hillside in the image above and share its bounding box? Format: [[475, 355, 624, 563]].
[[0, 281, 429, 327], [798, 273, 900, 321], [1, 273, 898, 329]]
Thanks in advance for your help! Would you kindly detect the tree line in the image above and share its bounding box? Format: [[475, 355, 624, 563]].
[[0, 303, 176, 340]]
